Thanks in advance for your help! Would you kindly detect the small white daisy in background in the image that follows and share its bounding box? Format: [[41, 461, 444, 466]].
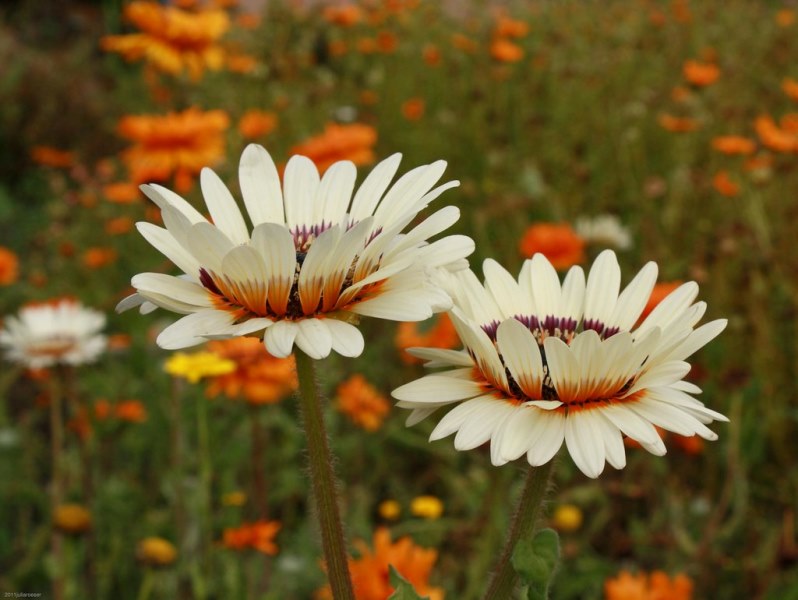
[[0, 298, 107, 369], [393, 250, 727, 478], [574, 214, 632, 250], [118, 144, 474, 360]]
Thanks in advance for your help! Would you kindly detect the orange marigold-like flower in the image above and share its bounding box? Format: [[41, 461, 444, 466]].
[[100, 1, 229, 80], [711, 136, 756, 155], [451, 33, 477, 53], [781, 113, 798, 134], [116, 400, 148, 423], [222, 520, 281, 555], [103, 182, 141, 204], [236, 13, 261, 30], [776, 9, 795, 27], [401, 98, 425, 121], [395, 314, 458, 365], [490, 38, 523, 63], [0, 247, 19, 285], [683, 59, 720, 87], [317, 528, 444, 600], [105, 217, 135, 235], [82, 247, 118, 269], [518, 223, 585, 269], [755, 115, 798, 152], [30, 146, 74, 168], [226, 52, 258, 74], [290, 123, 377, 174], [324, 4, 363, 27], [117, 107, 229, 191], [658, 113, 700, 133], [205, 337, 297, 405], [422, 44, 441, 66], [376, 31, 398, 53], [335, 374, 390, 432], [238, 110, 278, 140], [604, 570, 693, 600], [494, 16, 529, 39], [712, 171, 740, 197], [782, 78, 798, 102], [53, 504, 92, 534]]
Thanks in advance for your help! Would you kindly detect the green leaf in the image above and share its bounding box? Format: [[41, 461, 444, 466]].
[[387, 565, 429, 600], [512, 528, 561, 600]]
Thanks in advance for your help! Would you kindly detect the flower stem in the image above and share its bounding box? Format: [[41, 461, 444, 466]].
[[49, 371, 65, 600], [293, 350, 354, 600], [196, 391, 213, 598], [482, 460, 555, 600]]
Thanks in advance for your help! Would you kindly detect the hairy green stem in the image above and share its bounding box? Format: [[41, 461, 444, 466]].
[[482, 460, 555, 600], [294, 350, 354, 600], [49, 371, 65, 600]]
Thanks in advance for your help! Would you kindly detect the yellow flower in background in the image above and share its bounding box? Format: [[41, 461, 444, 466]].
[[221, 490, 247, 507], [410, 496, 444, 520], [53, 504, 92, 534], [101, 1, 230, 79], [552, 504, 583, 532], [378, 499, 401, 521], [137, 537, 178, 567], [164, 351, 236, 383]]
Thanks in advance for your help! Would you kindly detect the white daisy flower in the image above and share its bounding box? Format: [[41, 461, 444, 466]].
[[1, 299, 107, 369], [117, 145, 474, 360], [392, 250, 728, 478], [575, 214, 632, 250]]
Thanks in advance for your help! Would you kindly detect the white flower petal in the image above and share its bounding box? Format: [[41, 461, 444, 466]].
[[326, 319, 365, 357], [156, 310, 235, 349], [283, 155, 320, 231], [200, 167, 249, 245], [392, 375, 485, 404], [295, 318, 333, 360], [238, 144, 284, 226], [263, 320, 299, 358]]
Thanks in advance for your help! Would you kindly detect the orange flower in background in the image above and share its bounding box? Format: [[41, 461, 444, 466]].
[[490, 38, 523, 63], [422, 44, 441, 66], [0, 247, 19, 285], [205, 337, 297, 405], [236, 13, 261, 29], [776, 9, 795, 27], [395, 314, 459, 365], [494, 16, 529, 38], [323, 4, 363, 27], [711, 136, 756, 155], [356, 37, 378, 54], [238, 110, 278, 139], [658, 113, 700, 133], [82, 247, 118, 269], [117, 107, 229, 191], [103, 182, 141, 204], [639, 281, 683, 322], [335, 374, 390, 432], [754, 115, 798, 152], [376, 30, 398, 53], [451, 33, 477, 53], [401, 98, 425, 121], [104, 217, 135, 235], [226, 52, 258, 74], [328, 39, 348, 57], [116, 400, 148, 423], [222, 520, 281, 554], [290, 123, 377, 174], [670, 86, 691, 103], [518, 222, 585, 269], [605, 570, 693, 600], [317, 528, 444, 600], [100, 1, 230, 79], [30, 146, 74, 168], [782, 78, 798, 102], [683, 59, 720, 87], [782, 113, 798, 134], [712, 171, 740, 197]]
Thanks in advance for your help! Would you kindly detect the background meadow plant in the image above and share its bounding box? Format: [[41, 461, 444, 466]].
[[1, 0, 797, 598]]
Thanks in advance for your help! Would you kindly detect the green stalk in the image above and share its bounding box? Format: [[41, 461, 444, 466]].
[[294, 350, 354, 600], [49, 371, 65, 600], [196, 393, 212, 599], [482, 461, 555, 600]]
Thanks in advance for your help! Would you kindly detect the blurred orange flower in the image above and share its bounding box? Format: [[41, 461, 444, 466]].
[[605, 570, 693, 600], [323, 4, 363, 26], [104, 217, 135, 235], [82, 247, 118, 269], [712, 171, 740, 197], [376, 31, 398, 53], [422, 44, 441, 66], [205, 338, 297, 405], [490, 38, 523, 63], [335, 374, 390, 432], [290, 123, 377, 173], [100, 1, 229, 80], [658, 113, 700, 133], [782, 78, 798, 102], [494, 16, 529, 39], [222, 520, 281, 555], [518, 223, 585, 269], [683, 59, 720, 87], [236, 13, 261, 29], [776, 9, 795, 27], [754, 115, 798, 152], [226, 52, 258, 73], [238, 110, 278, 139], [0, 247, 19, 285], [451, 33, 477, 53], [401, 98, 425, 121], [117, 107, 229, 191], [395, 314, 458, 365], [328, 39, 348, 57], [30, 146, 74, 168], [711, 136, 756, 155], [116, 400, 148, 423], [356, 37, 378, 54], [317, 528, 444, 600], [639, 281, 682, 322], [103, 182, 141, 204]]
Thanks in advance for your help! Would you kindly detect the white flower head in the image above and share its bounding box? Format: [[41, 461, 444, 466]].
[[574, 214, 632, 250], [1, 299, 107, 369], [393, 250, 728, 478], [118, 145, 474, 360]]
